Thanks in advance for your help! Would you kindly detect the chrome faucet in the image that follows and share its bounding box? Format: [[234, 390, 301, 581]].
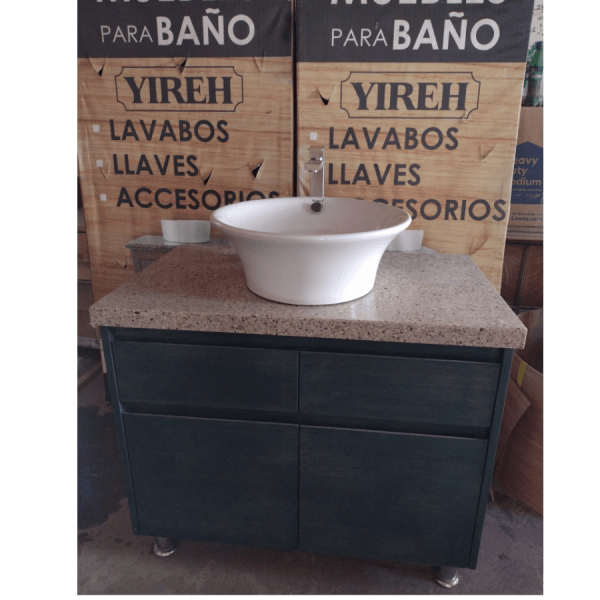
[[305, 146, 324, 199]]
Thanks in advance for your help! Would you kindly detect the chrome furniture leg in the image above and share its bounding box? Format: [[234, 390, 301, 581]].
[[153, 536, 178, 557], [431, 565, 459, 588]]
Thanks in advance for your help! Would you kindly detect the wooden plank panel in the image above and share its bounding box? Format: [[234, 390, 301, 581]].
[[123, 413, 299, 550], [77, 207, 86, 233], [78, 361, 102, 389], [299, 426, 487, 567], [297, 60, 524, 291], [78, 311, 97, 340], [77, 232, 89, 263], [300, 352, 499, 429], [78, 53, 293, 301], [500, 243, 526, 306], [520, 244, 543, 307], [77, 281, 94, 312], [78, 261, 92, 282], [113, 341, 298, 412]]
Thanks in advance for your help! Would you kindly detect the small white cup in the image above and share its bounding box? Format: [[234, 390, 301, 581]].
[[386, 229, 424, 252], [161, 220, 211, 244]]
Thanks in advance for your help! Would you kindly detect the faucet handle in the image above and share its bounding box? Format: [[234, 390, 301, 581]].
[[306, 146, 324, 174], [306, 147, 325, 197], [308, 146, 324, 163]]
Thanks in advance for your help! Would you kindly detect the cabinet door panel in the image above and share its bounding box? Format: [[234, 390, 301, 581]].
[[299, 426, 487, 567], [300, 352, 499, 428], [123, 413, 299, 550], [113, 341, 298, 412]]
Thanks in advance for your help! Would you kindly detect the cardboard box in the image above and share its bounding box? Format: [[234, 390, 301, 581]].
[[77, 1, 293, 300], [493, 309, 543, 515], [509, 107, 543, 228], [296, 0, 535, 291]]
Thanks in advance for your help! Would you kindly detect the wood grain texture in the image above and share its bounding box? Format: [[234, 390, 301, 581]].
[[112, 341, 298, 412], [299, 426, 487, 567], [299, 351, 500, 428], [78, 262, 92, 283], [77, 311, 97, 340], [77, 207, 86, 233], [78, 281, 94, 313], [515, 309, 543, 373], [78, 56, 293, 301], [520, 244, 543, 307], [101, 324, 513, 568], [123, 413, 299, 549], [500, 243, 526, 306], [77, 232, 90, 263], [297, 61, 526, 290]]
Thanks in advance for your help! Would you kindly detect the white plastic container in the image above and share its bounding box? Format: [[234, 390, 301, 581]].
[[161, 220, 210, 244], [386, 229, 424, 252]]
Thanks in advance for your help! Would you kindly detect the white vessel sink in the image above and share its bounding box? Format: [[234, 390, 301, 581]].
[[211, 197, 411, 305]]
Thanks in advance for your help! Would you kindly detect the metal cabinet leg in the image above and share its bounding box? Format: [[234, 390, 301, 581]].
[[431, 565, 459, 588], [153, 537, 178, 557]]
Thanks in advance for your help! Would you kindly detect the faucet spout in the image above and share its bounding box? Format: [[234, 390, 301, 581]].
[[305, 146, 324, 198]]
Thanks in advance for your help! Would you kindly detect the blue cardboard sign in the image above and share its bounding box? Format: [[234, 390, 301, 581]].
[[511, 141, 543, 205]]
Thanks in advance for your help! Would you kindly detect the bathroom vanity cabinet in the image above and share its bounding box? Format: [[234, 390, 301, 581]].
[[91, 245, 526, 577]]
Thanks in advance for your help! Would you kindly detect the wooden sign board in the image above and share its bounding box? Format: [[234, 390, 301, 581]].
[[296, 0, 534, 291], [77, 0, 293, 300]]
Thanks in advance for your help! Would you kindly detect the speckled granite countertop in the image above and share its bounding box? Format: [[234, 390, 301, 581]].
[[90, 245, 526, 348]]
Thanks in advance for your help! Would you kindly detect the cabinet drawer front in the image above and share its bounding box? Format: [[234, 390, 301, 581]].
[[124, 414, 299, 550], [300, 352, 500, 428], [299, 426, 487, 567], [113, 341, 298, 412]]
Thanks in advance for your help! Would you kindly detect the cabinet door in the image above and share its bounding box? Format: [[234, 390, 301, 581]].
[[123, 413, 299, 550], [299, 426, 487, 567]]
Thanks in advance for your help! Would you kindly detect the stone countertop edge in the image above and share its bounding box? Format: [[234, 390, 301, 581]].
[[90, 245, 527, 349]]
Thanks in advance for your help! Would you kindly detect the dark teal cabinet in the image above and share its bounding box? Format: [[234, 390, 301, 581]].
[[123, 414, 299, 550], [113, 341, 298, 412], [299, 426, 487, 567], [102, 326, 512, 570], [299, 351, 500, 428]]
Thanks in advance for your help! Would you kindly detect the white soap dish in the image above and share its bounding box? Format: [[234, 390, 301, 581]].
[[161, 220, 210, 244]]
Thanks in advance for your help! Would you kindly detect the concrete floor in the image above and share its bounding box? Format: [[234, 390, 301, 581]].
[[78, 350, 543, 595]]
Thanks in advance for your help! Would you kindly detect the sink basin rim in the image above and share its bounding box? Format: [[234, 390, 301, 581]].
[[210, 196, 411, 242]]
